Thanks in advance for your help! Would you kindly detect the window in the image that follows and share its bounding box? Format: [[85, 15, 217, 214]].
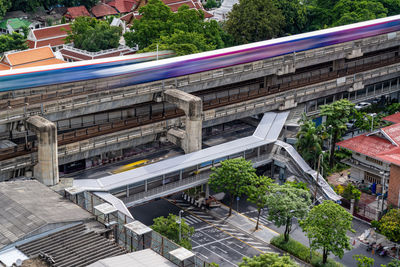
[[366, 156, 383, 166], [365, 172, 381, 184]]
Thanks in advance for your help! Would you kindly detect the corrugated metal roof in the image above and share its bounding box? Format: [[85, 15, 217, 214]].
[[17, 224, 126, 267]]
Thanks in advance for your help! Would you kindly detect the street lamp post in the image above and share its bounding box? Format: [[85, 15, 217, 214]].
[[314, 153, 324, 201], [370, 113, 377, 132], [178, 210, 184, 242]]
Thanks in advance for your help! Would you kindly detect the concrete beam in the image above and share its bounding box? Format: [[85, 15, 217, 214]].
[[164, 89, 202, 153], [26, 116, 59, 186]]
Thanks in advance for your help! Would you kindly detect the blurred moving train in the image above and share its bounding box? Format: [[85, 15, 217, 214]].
[[111, 159, 149, 174], [1, 15, 400, 91]]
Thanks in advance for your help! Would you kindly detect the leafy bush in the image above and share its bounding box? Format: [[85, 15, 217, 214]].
[[271, 235, 343, 267], [342, 184, 361, 201]]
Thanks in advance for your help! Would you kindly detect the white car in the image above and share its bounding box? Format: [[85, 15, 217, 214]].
[[355, 102, 372, 110]]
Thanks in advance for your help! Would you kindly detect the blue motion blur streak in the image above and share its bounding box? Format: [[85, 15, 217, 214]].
[[1, 18, 400, 91]]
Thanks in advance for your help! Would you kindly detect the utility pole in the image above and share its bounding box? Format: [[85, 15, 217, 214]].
[[314, 153, 323, 201]]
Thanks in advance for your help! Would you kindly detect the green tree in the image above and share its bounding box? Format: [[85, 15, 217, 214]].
[[381, 259, 400, 267], [246, 175, 274, 230], [332, 0, 387, 26], [151, 213, 195, 249], [379, 209, 400, 242], [224, 0, 285, 44], [342, 183, 361, 201], [209, 158, 257, 216], [65, 16, 121, 52], [0, 0, 10, 20], [320, 99, 355, 168], [285, 181, 309, 191], [381, 0, 400, 16], [61, 0, 99, 9], [124, 0, 226, 55], [274, 0, 307, 34], [296, 113, 325, 169], [266, 184, 311, 242], [239, 253, 297, 267], [0, 32, 28, 54], [300, 200, 354, 264], [353, 254, 374, 267]]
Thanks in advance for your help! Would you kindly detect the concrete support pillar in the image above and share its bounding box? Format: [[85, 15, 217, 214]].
[[26, 116, 59, 186], [350, 199, 355, 215], [164, 89, 202, 153]]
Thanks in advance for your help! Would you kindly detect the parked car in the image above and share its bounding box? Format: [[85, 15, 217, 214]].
[[346, 119, 356, 129], [355, 102, 372, 110]]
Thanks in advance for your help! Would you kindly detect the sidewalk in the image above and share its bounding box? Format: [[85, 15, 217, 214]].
[[208, 205, 279, 243], [207, 202, 393, 267]]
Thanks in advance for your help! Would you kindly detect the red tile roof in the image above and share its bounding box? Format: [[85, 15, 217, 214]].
[[31, 24, 71, 40], [65, 6, 91, 19], [91, 3, 118, 18], [337, 122, 400, 166], [109, 0, 137, 13], [28, 24, 70, 49], [383, 113, 400, 124], [167, 1, 195, 11]]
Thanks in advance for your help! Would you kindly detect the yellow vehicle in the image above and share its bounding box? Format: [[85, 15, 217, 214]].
[[111, 159, 149, 174]]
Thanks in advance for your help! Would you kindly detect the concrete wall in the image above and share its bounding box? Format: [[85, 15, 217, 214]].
[[388, 164, 400, 207]]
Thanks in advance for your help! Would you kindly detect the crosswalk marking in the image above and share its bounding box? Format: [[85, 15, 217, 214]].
[[166, 197, 273, 254], [183, 215, 202, 225]]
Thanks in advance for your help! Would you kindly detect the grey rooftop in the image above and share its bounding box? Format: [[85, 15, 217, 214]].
[[87, 249, 177, 267], [0, 180, 92, 250]]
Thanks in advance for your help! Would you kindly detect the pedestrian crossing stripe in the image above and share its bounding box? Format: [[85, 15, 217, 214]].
[[183, 215, 202, 225]]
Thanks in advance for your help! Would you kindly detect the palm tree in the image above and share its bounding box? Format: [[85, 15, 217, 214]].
[[296, 113, 323, 169]]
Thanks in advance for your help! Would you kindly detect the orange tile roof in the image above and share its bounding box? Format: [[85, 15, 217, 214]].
[[12, 58, 65, 69], [6, 47, 55, 66], [0, 47, 65, 71]]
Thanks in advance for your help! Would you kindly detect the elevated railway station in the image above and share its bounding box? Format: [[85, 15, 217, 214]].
[[1, 16, 400, 183], [67, 112, 340, 208]]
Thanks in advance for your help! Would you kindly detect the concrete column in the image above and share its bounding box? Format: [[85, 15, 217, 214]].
[[350, 199, 355, 215], [164, 89, 202, 153], [26, 116, 59, 186]]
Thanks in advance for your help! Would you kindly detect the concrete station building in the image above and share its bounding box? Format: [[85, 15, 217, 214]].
[[1, 21, 400, 190]]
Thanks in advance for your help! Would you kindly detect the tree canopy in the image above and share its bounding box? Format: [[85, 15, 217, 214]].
[[209, 158, 257, 216], [300, 200, 354, 264], [9, 0, 98, 12], [151, 213, 195, 249], [65, 16, 121, 52], [124, 0, 227, 55], [0, 30, 28, 55], [0, 0, 10, 20], [378, 209, 400, 243], [296, 113, 325, 169], [246, 175, 274, 230], [304, 0, 400, 31], [239, 253, 297, 267], [266, 184, 311, 242], [224, 0, 285, 44], [353, 254, 374, 267], [320, 99, 355, 168]]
